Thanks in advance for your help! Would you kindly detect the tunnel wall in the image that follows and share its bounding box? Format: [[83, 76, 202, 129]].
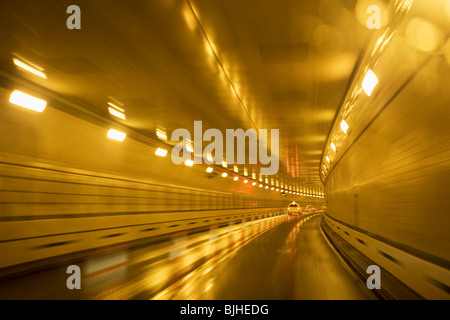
[[0, 83, 324, 270], [325, 54, 450, 264]]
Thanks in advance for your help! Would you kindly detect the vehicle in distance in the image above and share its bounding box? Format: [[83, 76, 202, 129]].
[[305, 205, 316, 213], [288, 202, 302, 216]]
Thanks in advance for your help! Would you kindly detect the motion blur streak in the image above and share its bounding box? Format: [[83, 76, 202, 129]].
[[0, 0, 449, 300]]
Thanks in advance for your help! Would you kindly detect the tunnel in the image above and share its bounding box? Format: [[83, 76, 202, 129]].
[[0, 0, 449, 301]]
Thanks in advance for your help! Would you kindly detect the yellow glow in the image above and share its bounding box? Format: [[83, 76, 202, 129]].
[[252, 182, 257, 186], [326, 156, 330, 163], [234, 177, 239, 181], [259, 184, 263, 188], [405, 18, 445, 53], [276, 189, 279, 192], [265, 186, 269, 189], [206, 167, 213, 173], [362, 69, 378, 96], [185, 160, 194, 167], [9, 91, 47, 112], [222, 160, 227, 168], [107, 129, 126, 142], [271, 187, 275, 191], [234, 165, 239, 173], [341, 120, 349, 134], [222, 173, 228, 178], [331, 143, 336, 152], [108, 107, 126, 120], [155, 148, 168, 157], [244, 180, 248, 184], [13, 58, 47, 79]]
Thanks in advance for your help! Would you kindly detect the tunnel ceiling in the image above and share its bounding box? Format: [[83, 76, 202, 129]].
[[0, 0, 372, 191]]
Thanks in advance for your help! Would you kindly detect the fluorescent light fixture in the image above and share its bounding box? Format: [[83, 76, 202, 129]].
[[156, 129, 167, 141], [252, 182, 257, 186], [244, 180, 248, 184], [276, 189, 279, 192], [326, 156, 330, 163], [108, 107, 126, 120], [259, 184, 263, 188], [13, 58, 47, 79], [265, 186, 269, 189], [185, 160, 194, 167], [222, 173, 228, 178], [206, 167, 213, 173], [9, 90, 47, 112], [341, 120, 349, 134], [186, 140, 193, 153], [234, 177, 239, 181], [108, 102, 125, 112], [271, 187, 274, 191], [155, 148, 168, 157], [331, 143, 336, 152], [107, 129, 126, 142], [362, 69, 378, 96]]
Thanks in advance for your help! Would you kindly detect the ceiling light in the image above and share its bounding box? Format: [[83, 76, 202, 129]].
[[244, 180, 248, 184], [206, 167, 213, 173], [13, 58, 47, 79], [9, 90, 47, 112], [107, 129, 126, 142], [156, 129, 167, 141], [186, 140, 193, 153], [185, 160, 194, 167], [108, 102, 125, 112], [326, 156, 330, 163], [234, 176, 239, 181], [341, 120, 349, 134], [252, 182, 257, 186], [155, 148, 168, 157], [331, 143, 336, 152], [362, 69, 378, 96], [222, 173, 228, 178], [108, 107, 126, 120]]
